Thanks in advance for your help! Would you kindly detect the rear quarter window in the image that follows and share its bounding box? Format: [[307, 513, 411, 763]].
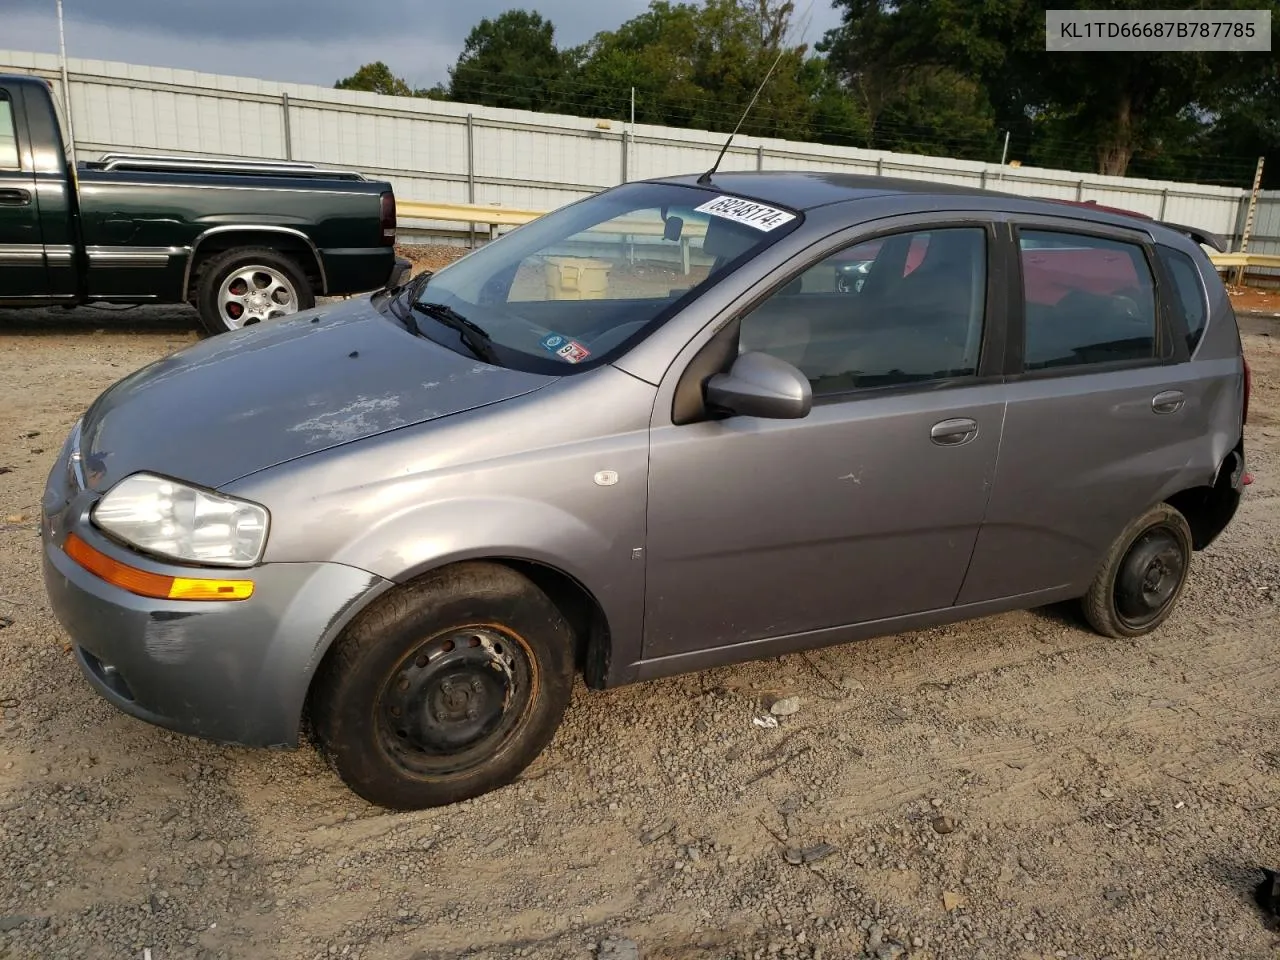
[[1156, 245, 1209, 355]]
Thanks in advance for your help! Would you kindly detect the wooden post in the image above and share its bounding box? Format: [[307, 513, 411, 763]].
[[1234, 156, 1265, 287]]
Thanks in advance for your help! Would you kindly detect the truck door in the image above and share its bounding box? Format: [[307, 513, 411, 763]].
[[0, 88, 48, 301]]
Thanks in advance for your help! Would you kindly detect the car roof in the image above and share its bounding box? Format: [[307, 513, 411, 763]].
[[653, 170, 1227, 252]]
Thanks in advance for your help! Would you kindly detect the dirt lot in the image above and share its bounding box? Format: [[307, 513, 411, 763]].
[[0, 288, 1278, 960]]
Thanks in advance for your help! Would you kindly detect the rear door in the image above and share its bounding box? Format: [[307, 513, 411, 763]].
[[0, 88, 48, 300], [957, 219, 1200, 604]]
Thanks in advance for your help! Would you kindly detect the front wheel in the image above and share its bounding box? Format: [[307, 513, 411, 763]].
[[308, 562, 575, 810], [1081, 503, 1193, 638], [195, 246, 315, 335]]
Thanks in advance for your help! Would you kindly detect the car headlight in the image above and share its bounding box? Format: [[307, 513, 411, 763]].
[[91, 473, 269, 567]]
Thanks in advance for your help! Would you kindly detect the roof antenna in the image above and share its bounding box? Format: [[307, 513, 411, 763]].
[[698, 0, 816, 186]]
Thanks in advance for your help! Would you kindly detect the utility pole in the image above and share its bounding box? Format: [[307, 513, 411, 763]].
[[999, 130, 1010, 167], [56, 0, 77, 161], [1234, 156, 1265, 287]]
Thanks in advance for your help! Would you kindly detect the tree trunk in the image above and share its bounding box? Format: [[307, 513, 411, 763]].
[[1096, 91, 1134, 176]]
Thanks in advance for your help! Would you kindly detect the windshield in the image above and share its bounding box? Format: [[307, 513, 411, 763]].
[[407, 181, 799, 372]]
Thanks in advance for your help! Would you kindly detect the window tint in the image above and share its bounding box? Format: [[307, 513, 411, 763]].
[[1157, 245, 1208, 354], [738, 227, 988, 395], [0, 97, 18, 169], [1019, 230, 1157, 371]]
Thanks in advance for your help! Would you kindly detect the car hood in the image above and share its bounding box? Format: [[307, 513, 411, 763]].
[[77, 297, 557, 491]]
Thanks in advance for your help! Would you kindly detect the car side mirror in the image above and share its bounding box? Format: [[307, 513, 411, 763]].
[[705, 351, 812, 420]]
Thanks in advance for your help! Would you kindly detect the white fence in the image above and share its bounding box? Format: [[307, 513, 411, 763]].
[[0, 48, 1269, 256]]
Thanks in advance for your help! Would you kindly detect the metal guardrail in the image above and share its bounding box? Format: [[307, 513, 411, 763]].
[[398, 200, 1280, 276], [1208, 252, 1280, 268]]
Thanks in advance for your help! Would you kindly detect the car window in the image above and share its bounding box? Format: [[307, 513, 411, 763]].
[[0, 96, 19, 169], [738, 226, 988, 395], [1019, 230, 1157, 371], [415, 182, 797, 373], [1156, 245, 1209, 355]]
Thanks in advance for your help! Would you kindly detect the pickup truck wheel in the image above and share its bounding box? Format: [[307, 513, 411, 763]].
[[196, 247, 314, 335], [1081, 503, 1193, 639], [309, 562, 575, 810]]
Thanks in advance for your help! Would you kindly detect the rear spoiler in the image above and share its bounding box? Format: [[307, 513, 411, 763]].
[[1049, 199, 1228, 252], [1159, 222, 1228, 253]]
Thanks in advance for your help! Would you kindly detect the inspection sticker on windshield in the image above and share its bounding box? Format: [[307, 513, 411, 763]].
[[695, 195, 796, 232], [555, 340, 591, 364]]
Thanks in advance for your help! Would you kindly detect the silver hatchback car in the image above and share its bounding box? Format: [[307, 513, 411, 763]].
[[42, 172, 1251, 809]]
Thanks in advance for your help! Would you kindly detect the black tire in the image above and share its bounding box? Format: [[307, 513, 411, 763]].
[[309, 562, 575, 810], [1081, 503, 1194, 639], [194, 246, 315, 336]]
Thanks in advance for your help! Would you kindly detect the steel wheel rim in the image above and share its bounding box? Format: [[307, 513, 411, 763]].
[[375, 625, 537, 778], [1114, 523, 1186, 628], [217, 265, 298, 329]]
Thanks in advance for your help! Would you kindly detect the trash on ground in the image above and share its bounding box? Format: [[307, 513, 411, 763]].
[[638, 818, 676, 846], [769, 696, 801, 717], [752, 715, 779, 729], [783, 841, 837, 865]]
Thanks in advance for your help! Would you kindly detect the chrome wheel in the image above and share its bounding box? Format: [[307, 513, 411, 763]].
[[217, 265, 298, 329]]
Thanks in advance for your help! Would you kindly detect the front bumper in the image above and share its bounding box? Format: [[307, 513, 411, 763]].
[[40, 445, 392, 748]]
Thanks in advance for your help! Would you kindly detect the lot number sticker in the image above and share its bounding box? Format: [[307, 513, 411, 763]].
[[695, 195, 797, 232]]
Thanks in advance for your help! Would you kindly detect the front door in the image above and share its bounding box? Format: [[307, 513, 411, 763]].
[[643, 221, 1008, 664], [0, 89, 47, 301]]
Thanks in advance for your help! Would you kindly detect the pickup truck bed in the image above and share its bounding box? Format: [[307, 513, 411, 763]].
[[0, 74, 408, 334]]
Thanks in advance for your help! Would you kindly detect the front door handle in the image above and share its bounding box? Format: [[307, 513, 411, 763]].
[[930, 418, 979, 446], [0, 188, 31, 206], [1151, 390, 1185, 415]]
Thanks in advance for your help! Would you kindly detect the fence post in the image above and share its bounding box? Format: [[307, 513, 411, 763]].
[[281, 92, 293, 160], [756, 145, 764, 171], [467, 114, 476, 249], [1158, 189, 1169, 220], [1076, 180, 1084, 200]]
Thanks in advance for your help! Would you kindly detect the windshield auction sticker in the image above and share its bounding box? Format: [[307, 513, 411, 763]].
[[695, 196, 797, 232]]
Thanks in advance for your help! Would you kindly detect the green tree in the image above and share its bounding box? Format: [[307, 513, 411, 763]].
[[820, 0, 1277, 178], [445, 10, 571, 111], [334, 61, 413, 97], [571, 0, 856, 141]]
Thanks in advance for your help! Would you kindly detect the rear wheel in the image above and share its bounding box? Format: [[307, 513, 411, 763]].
[[309, 562, 574, 810], [195, 246, 314, 335], [1081, 503, 1193, 638]]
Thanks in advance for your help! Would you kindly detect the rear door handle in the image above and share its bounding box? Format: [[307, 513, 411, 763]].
[[0, 188, 31, 206], [930, 418, 979, 446], [1151, 390, 1185, 415]]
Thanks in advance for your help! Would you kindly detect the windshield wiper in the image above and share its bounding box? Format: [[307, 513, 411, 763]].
[[411, 301, 501, 365]]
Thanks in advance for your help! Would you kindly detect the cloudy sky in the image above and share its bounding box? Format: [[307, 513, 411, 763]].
[[1, 0, 845, 90]]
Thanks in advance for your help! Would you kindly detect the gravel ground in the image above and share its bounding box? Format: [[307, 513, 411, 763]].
[[0, 298, 1278, 960]]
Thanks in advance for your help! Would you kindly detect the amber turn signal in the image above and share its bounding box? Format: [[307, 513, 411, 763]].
[[63, 533, 254, 601]]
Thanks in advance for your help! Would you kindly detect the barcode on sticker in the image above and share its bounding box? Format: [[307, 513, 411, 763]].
[[695, 195, 797, 232]]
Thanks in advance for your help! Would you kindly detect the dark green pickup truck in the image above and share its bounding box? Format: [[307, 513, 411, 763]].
[[0, 74, 409, 334]]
